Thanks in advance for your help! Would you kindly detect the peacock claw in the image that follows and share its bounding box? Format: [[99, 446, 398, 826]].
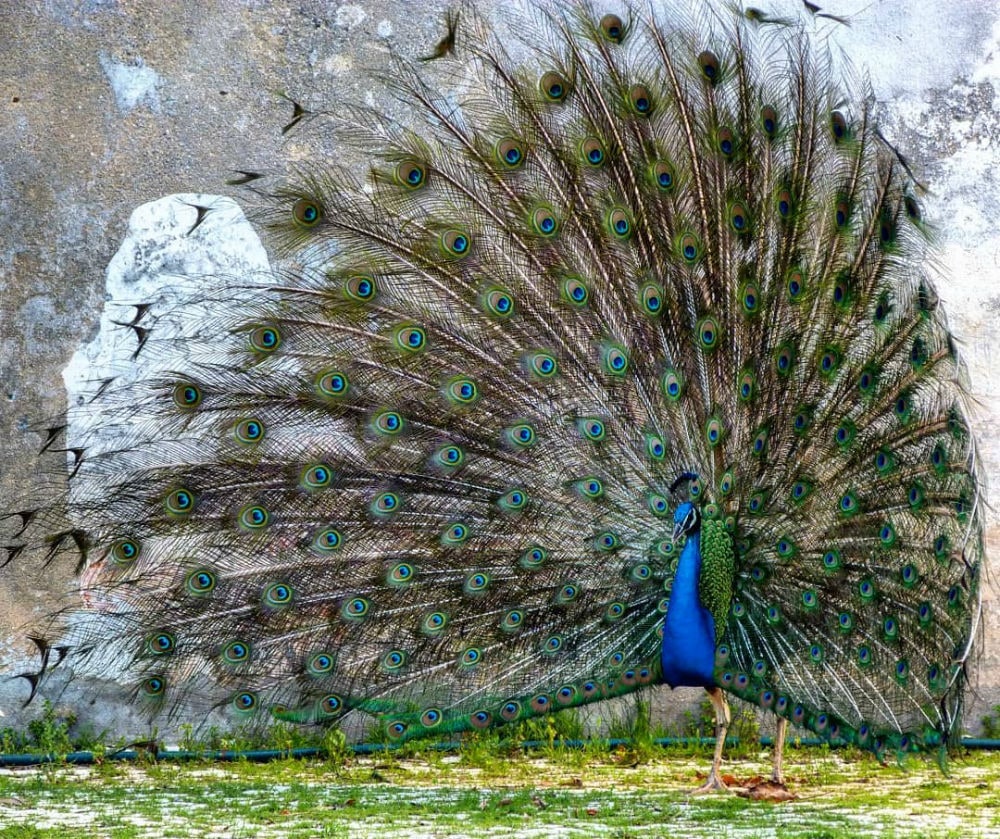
[[690, 771, 731, 795]]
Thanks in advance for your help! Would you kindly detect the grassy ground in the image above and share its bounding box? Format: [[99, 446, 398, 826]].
[[0, 743, 996, 838]]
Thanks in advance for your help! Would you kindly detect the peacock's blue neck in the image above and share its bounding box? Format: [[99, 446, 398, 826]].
[[660, 531, 717, 688]]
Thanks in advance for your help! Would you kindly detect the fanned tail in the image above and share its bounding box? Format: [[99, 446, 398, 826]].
[[6, 2, 983, 757]]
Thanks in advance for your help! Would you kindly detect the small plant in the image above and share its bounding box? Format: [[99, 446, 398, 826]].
[[605, 696, 663, 763], [980, 705, 1000, 738], [513, 708, 585, 752], [320, 726, 351, 771], [726, 703, 761, 759], [26, 700, 75, 757]]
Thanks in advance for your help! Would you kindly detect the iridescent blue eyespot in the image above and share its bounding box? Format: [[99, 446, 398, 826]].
[[313, 527, 342, 552], [111, 538, 140, 564], [520, 546, 547, 568], [173, 382, 202, 409], [531, 206, 559, 237], [308, 652, 334, 675], [652, 160, 675, 191], [166, 488, 195, 516], [442, 522, 469, 544], [502, 609, 523, 631], [422, 611, 447, 634], [395, 325, 427, 353], [605, 602, 625, 622], [373, 410, 404, 436], [629, 85, 652, 114], [318, 694, 343, 716], [608, 208, 632, 239], [563, 276, 589, 307], [147, 632, 176, 656], [342, 597, 370, 620], [579, 417, 606, 441], [460, 647, 482, 667], [264, 582, 293, 608], [441, 229, 470, 257], [239, 504, 269, 529], [527, 352, 558, 378], [595, 531, 621, 551], [499, 488, 528, 510], [293, 198, 321, 227], [186, 569, 216, 596], [435, 445, 465, 468], [345, 274, 377, 302], [484, 288, 514, 318], [445, 377, 478, 405], [234, 418, 264, 445], [505, 423, 536, 448], [496, 138, 524, 169], [316, 369, 348, 398], [395, 160, 426, 189], [576, 478, 603, 500], [141, 677, 165, 697], [301, 464, 332, 490], [421, 708, 443, 727], [383, 649, 408, 671], [555, 583, 579, 603], [233, 692, 258, 713], [223, 640, 250, 664], [249, 326, 281, 353], [388, 562, 414, 585], [372, 491, 400, 516]]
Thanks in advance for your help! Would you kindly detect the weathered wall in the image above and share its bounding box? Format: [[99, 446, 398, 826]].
[[1, 0, 998, 740]]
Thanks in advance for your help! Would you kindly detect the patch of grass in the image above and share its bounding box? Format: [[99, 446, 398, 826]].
[[0, 747, 995, 838]]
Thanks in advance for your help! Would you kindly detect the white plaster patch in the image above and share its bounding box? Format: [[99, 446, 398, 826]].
[[376, 19, 394, 39], [335, 4, 367, 29], [63, 195, 270, 442], [323, 53, 353, 75], [98, 53, 162, 113]]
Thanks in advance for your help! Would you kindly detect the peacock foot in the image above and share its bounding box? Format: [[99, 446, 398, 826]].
[[690, 771, 731, 795]]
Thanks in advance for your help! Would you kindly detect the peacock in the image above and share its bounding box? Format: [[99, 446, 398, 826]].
[[6, 0, 984, 793]]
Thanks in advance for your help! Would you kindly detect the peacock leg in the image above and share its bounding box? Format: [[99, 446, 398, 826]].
[[692, 686, 731, 794], [772, 716, 788, 785]]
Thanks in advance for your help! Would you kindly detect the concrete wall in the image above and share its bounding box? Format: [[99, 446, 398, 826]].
[[1, 0, 998, 740]]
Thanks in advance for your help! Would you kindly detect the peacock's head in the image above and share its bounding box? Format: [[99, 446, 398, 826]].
[[669, 471, 702, 541], [673, 501, 701, 541]]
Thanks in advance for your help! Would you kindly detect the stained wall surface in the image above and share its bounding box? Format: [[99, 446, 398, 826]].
[[1, 0, 998, 738]]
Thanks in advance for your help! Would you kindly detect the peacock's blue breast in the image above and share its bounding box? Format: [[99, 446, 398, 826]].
[[661, 534, 718, 688]]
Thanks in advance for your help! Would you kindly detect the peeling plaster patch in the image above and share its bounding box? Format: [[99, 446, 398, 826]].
[[335, 5, 367, 29], [43, 0, 117, 30], [972, 15, 1000, 84], [99, 53, 162, 113], [323, 54, 353, 75]]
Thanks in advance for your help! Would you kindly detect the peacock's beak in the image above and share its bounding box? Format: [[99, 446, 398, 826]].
[[672, 520, 684, 542]]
